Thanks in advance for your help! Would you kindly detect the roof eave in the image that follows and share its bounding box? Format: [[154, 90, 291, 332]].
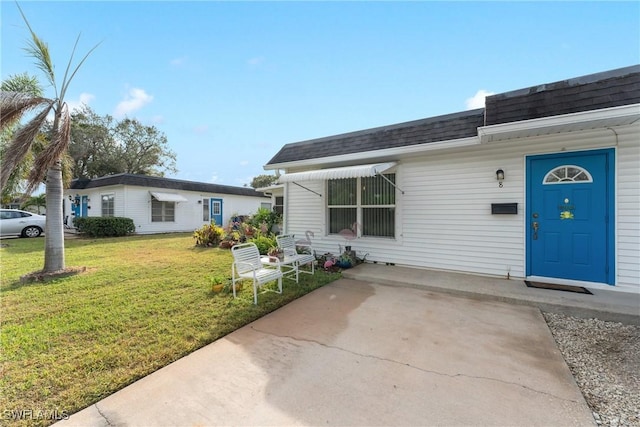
[[264, 136, 480, 171], [255, 184, 285, 192], [479, 104, 640, 144]]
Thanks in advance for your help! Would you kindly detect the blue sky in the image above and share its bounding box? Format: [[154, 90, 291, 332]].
[[2, 1, 639, 187]]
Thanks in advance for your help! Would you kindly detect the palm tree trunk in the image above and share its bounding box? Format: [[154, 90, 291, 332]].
[[43, 159, 65, 272]]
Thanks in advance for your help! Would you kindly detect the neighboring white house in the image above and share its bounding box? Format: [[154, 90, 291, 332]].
[[263, 65, 640, 294], [65, 174, 270, 234]]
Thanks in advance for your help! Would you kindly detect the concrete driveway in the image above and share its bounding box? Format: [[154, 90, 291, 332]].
[[60, 279, 594, 426]]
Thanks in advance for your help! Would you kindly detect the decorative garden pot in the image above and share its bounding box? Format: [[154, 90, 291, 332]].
[[337, 260, 352, 269]]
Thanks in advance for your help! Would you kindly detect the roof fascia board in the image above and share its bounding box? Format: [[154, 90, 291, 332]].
[[255, 184, 284, 192], [479, 104, 640, 144], [264, 136, 480, 171]]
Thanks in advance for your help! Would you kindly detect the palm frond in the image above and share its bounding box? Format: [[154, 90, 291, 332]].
[[27, 104, 71, 194], [0, 104, 53, 191], [0, 91, 52, 129], [16, 3, 56, 92], [1, 73, 43, 96], [59, 36, 102, 102]]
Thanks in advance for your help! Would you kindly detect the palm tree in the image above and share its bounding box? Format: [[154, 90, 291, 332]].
[[0, 5, 99, 273], [21, 193, 46, 214], [1, 73, 43, 204]]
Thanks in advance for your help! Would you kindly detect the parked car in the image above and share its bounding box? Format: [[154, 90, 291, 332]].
[[0, 209, 46, 238]]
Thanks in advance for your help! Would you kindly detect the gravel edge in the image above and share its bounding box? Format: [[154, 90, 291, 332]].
[[543, 312, 640, 427]]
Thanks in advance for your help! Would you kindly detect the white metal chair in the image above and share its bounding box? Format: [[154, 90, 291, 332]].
[[231, 242, 283, 304], [276, 235, 315, 282]]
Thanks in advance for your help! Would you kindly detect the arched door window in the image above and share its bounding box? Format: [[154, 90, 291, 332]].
[[543, 165, 593, 184]]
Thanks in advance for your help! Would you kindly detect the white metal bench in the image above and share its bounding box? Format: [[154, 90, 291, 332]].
[[276, 235, 315, 282], [231, 242, 283, 304]]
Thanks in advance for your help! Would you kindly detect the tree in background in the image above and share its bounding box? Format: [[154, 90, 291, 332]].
[[68, 105, 177, 178], [20, 193, 46, 214], [112, 118, 177, 177], [68, 105, 118, 178], [250, 174, 278, 189], [0, 4, 98, 274]]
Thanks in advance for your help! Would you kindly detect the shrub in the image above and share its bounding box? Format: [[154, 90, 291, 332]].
[[249, 207, 282, 234], [249, 234, 276, 255], [193, 223, 225, 247], [74, 217, 136, 238]]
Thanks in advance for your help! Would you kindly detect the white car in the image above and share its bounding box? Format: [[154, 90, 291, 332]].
[[0, 209, 46, 238]]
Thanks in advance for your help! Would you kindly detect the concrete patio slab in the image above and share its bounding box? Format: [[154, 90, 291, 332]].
[[343, 264, 640, 325], [59, 279, 595, 426]]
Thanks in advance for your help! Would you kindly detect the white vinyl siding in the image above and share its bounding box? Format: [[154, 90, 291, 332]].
[[401, 150, 524, 278], [284, 180, 324, 245], [615, 124, 640, 289]]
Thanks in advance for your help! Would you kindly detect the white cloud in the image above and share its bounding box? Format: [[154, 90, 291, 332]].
[[247, 56, 265, 67], [193, 125, 209, 135], [66, 92, 95, 112], [235, 175, 253, 186], [170, 56, 188, 67], [465, 89, 495, 110], [209, 174, 219, 183], [114, 88, 153, 118], [150, 115, 165, 125], [239, 160, 249, 166]]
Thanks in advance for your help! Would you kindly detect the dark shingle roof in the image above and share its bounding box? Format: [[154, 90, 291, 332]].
[[485, 65, 640, 125], [267, 109, 485, 165], [70, 174, 268, 198], [266, 65, 640, 166]]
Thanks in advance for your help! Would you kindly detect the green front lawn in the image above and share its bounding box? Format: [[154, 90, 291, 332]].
[[0, 233, 340, 426]]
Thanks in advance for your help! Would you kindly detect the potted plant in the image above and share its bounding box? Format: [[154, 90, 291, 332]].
[[267, 246, 284, 262], [243, 223, 256, 237], [336, 253, 353, 269], [210, 275, 226, 293]]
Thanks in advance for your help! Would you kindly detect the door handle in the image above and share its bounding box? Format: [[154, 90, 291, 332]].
[[532, 221, 539, 240]]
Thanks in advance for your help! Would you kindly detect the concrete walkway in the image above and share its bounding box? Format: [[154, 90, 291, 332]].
[[59, 277, 596, 427], [343, 264, 640, 325]]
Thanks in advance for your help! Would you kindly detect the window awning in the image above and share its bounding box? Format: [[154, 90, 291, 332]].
[[150, 191, 188, 202], [278, 162, 397, 182]]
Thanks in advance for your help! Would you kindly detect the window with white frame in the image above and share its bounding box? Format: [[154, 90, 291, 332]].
[[327, 174, 395, 238], [152, 197, 175, 222], [202, 199, 209, 221], [274, 196, 284, 215], [101, 194, 115, 217], [543, 165, 593, 184]]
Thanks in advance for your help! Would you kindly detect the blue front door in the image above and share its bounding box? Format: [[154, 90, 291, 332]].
[[210, 198, 223, 226], [72, 195, 88, 218], [526, 149, 614, 284], [80, 196, 89, 217], [72, 197, 81, 218]]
